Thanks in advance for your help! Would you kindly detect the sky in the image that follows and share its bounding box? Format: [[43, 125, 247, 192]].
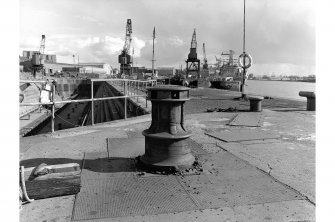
[[19, 0, 315, 76]]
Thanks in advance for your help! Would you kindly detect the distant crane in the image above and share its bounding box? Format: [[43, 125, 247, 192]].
[[185, 29, 200, 87], [152, 27, 156, 78], [32, 35, 46, 77], [118, 19, 132, 76], [202, 43, 208, 70], [221, 50, 235, 66], [131, 47, 134, 76], [39, 35, 45, 55]]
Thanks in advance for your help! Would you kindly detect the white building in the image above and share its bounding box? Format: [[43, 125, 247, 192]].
[[79, 63, 112, 75]]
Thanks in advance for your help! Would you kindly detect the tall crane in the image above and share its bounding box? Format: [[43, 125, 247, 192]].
[[118, 19, 132, 76], [39, 35, 45, 55], [202, 43, 208, 70], [185, 29, 200, 87], [221, 50, 235, 66], [32, 35, 46, 77], [152, 27, 156, 78]]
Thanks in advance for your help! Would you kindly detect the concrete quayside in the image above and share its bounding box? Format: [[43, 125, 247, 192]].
[[19, 85, 315, 222]]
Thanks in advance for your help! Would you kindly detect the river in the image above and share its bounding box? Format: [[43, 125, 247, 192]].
[[244, 80, 316, 101]]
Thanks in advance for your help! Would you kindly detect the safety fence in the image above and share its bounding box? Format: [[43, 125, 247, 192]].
[[20, 78, 157, 133]]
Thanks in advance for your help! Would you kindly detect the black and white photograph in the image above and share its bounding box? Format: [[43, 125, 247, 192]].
[[3, 0, 331, 221]]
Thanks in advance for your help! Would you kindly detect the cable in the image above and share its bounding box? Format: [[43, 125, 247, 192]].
[[54, 113, 80, 127]]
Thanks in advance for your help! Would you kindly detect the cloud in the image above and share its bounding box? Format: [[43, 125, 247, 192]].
[[168, 36, 185, 46], [20, 34, 146, 66], [19, 0, 315, 75]]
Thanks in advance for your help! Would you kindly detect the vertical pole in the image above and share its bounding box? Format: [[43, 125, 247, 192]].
[[137, 81, 139, 102], [241, 0, 247, 99], [243, 0, 246, 54], [91, 80, 94, 125], [124, 80, 127, 119], [145, 81, 148, 108], [152, 27, 155, 79], [123, 80, 126, 95], [51, 83, 55, 133]]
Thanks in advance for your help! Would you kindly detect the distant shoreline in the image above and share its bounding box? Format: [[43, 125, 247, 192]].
[[248, 79, 315, 83]]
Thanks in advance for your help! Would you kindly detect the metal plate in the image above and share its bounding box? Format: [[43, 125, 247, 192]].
[[228, 113, 265, 127], [72, 176, 198, 220], [73, 151, 304, 220], [205, 129, 280, 142]]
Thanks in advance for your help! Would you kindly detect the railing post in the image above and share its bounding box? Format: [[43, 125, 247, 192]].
[[123, 80, 126, 95], [124, 80, 127, 120], [145, 81, 148, 108], [91, 80, 94, 125], [128, 80, 130, 95], [51, 82, 55, 133], [137, 81, 139, 102]]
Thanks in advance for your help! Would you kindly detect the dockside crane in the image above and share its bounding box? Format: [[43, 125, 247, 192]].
[[32, 35, 46, 77], [185, 29, 200, 87], [118, 19, 132, 76], [202, 43, 208, 70]]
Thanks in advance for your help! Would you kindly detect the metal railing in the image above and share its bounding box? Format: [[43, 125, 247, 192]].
[[20, 78, 157, 133]]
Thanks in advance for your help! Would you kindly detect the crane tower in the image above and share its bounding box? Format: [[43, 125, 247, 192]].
[[202, 43, 208, 70], [185, 29, 200, 86], [31, 35, 46, 77], [118, 19, 132, 76]]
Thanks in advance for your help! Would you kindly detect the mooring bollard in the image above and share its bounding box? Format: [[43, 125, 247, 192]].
[[140, 85, 194, 170], [248, 95, 264, 112], [299, 91, 315, 111]]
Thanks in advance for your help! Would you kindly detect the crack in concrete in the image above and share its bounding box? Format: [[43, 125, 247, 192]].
[[255, 166, 315, 206]]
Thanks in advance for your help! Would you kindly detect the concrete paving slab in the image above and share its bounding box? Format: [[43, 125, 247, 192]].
[[81, 152, 137, 180], [20, 195, 75, 222], [216, 140, 315, 203], [206, 129, 280, 142], [107, 137, 145, 158], [228, 112, 265, 127], [200, 143, 224, 154]]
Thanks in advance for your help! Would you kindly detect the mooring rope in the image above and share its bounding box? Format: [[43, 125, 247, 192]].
[[20, 166, 34, 203]]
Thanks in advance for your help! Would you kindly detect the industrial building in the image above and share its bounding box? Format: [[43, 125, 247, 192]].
[[156, 67, 175, 77], [22, 50, 57, 63], [20, 51, 113, 78]]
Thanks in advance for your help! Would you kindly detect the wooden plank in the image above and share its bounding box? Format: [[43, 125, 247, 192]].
[[24, 163, 80, 180], [22, 163, 81, 200]]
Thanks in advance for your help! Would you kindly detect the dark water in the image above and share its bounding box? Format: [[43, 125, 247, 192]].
[[245, 80, 315, 101]]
